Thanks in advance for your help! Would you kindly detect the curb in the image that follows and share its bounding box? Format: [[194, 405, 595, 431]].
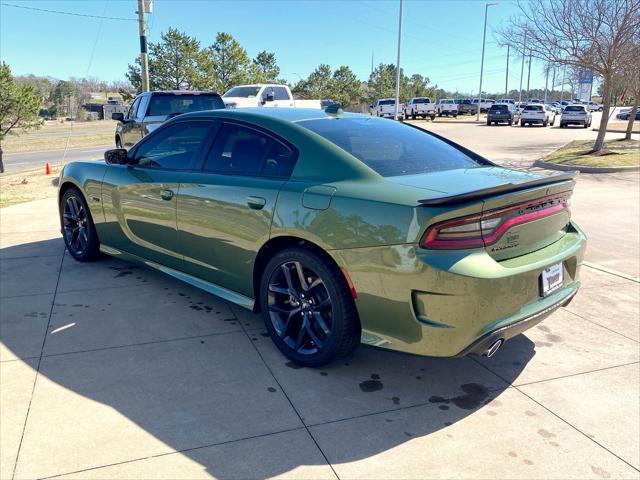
[[533, 159, 640, 174], [591, 128, 640, 134]]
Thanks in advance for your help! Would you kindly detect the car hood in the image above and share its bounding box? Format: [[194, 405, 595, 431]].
[[385, 167, 547, 199]]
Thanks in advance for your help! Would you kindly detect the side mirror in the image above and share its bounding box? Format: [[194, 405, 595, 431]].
[[264, 93, 275, 103], [369, 105, 373, 109], [111, 112, 125, 122], [104, 148, 129, 165]]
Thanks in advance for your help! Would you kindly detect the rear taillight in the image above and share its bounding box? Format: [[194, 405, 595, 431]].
[[421, 195, 570, 250]]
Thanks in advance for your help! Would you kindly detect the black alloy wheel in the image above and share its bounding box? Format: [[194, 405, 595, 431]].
[[61, 188, 100, 261], [260, 248, 360, 367]]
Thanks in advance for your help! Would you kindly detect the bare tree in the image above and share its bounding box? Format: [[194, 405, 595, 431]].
[[618, 39, 640, 139], [498, 0, 640, 152]]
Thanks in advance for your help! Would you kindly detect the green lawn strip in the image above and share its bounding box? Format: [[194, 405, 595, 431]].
[[544, 139, 640, 167]]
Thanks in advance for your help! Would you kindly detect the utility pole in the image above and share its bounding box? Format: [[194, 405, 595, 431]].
[[476, 3, 497, 121], [526, 50, 532, 100], [518, 31, 527, 103], [393, 0, 403, 121], [137, 0, 150, 92], [550, 65, 556, 103], [504, 44, 510, 99], [559, 63, 567, 104]]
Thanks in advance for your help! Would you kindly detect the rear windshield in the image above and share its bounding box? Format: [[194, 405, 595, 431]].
[[564, 106, 585, 112], [524, 105, 543, 111], [298, 117, 480, 177], [378, 99, 395, 105], [147, 94, 224, 116], [223, 86, 261, 98], [414, 98, 431, 103], [490, 105, 509, 112]]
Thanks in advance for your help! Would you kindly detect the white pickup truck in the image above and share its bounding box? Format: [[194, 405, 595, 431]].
[[436, 99, 458, 117], [406, 97, 436, 119], [222, 84, 322, 109]]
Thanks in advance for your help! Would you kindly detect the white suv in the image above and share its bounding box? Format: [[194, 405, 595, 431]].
[[436, 99, 458, 117], [520, 104, 554, 127], [560, 105, 592, 128], [373, 98, 403, 118]]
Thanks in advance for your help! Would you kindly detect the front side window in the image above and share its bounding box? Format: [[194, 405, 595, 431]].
[[127, 96, 140, 120], [223, 86, 261, 98], [299, 116, 481, 177], [133, 121, 211, 169], [204, 124, 296, 177]]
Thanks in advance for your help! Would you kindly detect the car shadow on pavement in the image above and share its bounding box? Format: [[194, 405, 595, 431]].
[[1, 239, 535, 478]]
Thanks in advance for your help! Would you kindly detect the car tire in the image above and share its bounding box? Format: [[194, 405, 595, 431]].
[[115, 136, 123, 149], [520, 120, 525, 126], [508, 120, 513, 126], [60, 187, 101, 262], [412, 111, 416, 120], [543, 119, 548, 127], [486, 119, 491, 125], [259, 248, 361, 367], [583, 122, 588, 128], [430, 115, 436, 121]]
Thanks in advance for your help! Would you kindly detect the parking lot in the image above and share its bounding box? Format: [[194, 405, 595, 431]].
[[1, 120, 639, 479]]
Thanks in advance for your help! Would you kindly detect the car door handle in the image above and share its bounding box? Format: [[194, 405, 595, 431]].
[[246, 196, 266, 210], [160, 189, 174, 201]]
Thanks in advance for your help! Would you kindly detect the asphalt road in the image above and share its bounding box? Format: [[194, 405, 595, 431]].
[[2, 145, 110, 173]]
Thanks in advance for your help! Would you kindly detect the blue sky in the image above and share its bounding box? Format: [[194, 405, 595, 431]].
[[0, 0, 550, 94]]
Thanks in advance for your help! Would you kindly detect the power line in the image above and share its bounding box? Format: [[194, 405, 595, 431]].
[[0, 2, 137, 21]]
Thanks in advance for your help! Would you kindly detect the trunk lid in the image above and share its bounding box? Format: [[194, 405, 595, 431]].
[[389, 167, 576, 260]]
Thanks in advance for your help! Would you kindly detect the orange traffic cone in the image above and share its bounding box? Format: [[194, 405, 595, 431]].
[[45, 163, 51, 175]]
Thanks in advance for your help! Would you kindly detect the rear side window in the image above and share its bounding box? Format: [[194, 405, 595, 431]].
[[203, 123, 296, 177], [133, 121, 211, 169], [299, 117, 480, 177], [147, 94, 224, 116]]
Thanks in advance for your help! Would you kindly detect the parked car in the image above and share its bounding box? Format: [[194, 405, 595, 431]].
[[59, 107, 586, 366], [499, 98, 516, 105], [521, 104, 555, 126], [436, 99, 458, 117], [471, 98, 495, 113], [372, 98, 404, 118], [406, 97, 436, 119], [550, 102, 563, 114], [515, 102, 527, 114], [112, 91, 225, 148], [560, 101, 572, 110], [222, 84, 321, 109], [616, 108, 640, 120], [486, 103, 519, 125], [586, 101, 603, 112], [528, 98, 543, 104], [560, 105, 592, 128], [456, 99, 476, 115]]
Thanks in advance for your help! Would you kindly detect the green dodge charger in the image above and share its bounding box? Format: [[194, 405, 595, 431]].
[[58, 107, 586, 366]]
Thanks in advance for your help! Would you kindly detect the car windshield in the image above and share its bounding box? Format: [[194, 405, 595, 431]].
[[379, 100, 395, 105], [223, 86, 261, 98], [298, 117, 480, 177], [564, 106, 585, 112], [524, 105, 543, 111], [147, 94, 224, 116], [490, 105, 508, 112]]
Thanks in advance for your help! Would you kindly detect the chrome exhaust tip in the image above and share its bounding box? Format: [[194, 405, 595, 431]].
[[485, 338, 504, 358]]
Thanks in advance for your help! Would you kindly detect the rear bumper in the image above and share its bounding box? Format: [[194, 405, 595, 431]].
[[332, 221, 587, 358]]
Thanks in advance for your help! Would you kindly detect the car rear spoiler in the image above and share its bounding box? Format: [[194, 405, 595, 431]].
[[418, 171, 578, 206]]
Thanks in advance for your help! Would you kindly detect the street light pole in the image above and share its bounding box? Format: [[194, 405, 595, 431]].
[[477, 2, 497, 121], [504, 44, 510, 100], [394, 0, 403, 121], [137, 0, 150, 92], [543, 64, 549, 104], [518, 31, 527, 104]]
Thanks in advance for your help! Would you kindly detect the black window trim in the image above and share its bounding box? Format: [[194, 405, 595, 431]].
[[125, 118, 218, 172], [196, 119, 300, 180]]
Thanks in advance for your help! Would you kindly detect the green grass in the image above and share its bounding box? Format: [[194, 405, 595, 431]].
[[544, 139, 640, 167], [0, 165, 61, 208]]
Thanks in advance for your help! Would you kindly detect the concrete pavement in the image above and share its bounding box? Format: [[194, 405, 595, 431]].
[[1, 195, 638, 478]]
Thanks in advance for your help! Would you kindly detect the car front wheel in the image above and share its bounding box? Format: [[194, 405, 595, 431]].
[[60, 187, 100, 262], [260, 248, 360, 367]]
